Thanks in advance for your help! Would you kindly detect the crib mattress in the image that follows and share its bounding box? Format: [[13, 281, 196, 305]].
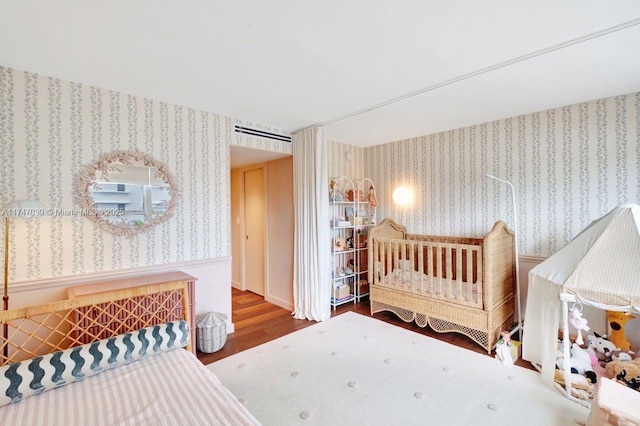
[[383, 269, 479, 303], [0, 347, 260, 426]]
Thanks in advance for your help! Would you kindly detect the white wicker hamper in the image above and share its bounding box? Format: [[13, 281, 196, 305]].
[[195, 312, 228, 353]]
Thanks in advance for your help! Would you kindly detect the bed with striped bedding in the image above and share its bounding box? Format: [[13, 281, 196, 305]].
[[0, 345, 258, 425], [0, 280, 260, 425]]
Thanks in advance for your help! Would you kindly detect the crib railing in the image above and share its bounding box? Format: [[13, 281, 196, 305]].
[[372, 236, 483, 309]]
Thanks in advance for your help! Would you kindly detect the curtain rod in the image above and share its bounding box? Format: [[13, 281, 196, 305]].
[[294, 18, 640, 135]]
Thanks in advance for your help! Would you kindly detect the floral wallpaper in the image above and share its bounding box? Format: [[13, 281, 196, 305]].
[[353, 92, 640, 258], [0, 66, 288, 283], [4, 63, 639, 281], [328, 140, 363, 181]]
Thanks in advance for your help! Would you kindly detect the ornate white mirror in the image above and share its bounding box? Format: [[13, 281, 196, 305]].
[[73, 150, 179, 237]]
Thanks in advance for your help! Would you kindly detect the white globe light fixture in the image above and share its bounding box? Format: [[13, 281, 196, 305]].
[[392, 186, 411, 205]]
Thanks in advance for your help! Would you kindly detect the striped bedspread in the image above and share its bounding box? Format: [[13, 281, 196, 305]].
[[0, 348, 260, 425]]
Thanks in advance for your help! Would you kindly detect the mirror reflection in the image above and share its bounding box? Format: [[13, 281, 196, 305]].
[[92, 164, 171, 227], [73, 150, 179, 237]]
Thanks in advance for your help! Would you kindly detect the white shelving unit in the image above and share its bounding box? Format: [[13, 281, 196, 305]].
[[329, 176, 378, 310], [352, 178, 377, 302], [330, 176, 356, 310]]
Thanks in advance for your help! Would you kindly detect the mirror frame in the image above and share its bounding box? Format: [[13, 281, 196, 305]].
[[73, 149, 180, 237]]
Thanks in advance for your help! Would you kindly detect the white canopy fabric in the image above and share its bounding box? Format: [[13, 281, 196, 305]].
[[523, 204, 640, 385]]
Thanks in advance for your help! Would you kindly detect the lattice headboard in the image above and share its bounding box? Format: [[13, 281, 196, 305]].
[[0, 281, 191, 366]]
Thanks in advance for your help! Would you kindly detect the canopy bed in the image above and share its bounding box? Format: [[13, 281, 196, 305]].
[[0, 279, 259, 425], [523, 204, 640, 409]]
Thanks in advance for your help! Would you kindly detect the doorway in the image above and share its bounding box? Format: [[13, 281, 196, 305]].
[[229, 147, 294, 311], [243, 167, 266, 296]]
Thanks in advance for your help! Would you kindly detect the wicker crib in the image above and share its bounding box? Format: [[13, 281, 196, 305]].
[[368, 219, 516, 353]]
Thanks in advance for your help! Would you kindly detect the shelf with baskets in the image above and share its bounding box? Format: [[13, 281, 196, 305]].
[[329, 176, 378, 309]]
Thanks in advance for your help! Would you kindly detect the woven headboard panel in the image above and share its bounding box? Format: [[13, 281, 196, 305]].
[[368, 218, 407, 241], [0, 281, 191, 366], [368, 218, 407, 284]]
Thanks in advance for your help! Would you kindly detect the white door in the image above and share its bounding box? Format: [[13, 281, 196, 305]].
[[244, 167, 265, 296]]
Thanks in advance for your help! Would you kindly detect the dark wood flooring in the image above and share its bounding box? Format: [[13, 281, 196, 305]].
[[197, 288, 532, 370]]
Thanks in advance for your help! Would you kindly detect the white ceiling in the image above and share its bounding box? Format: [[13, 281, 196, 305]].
[[2, 1, 640, 151]]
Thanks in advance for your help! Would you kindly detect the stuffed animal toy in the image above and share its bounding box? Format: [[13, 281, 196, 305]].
[[617, 370, 640, 392], [553, 370, 595, 400], [605, 359, 640, 392], [569, 306, 590, 346], [346, 189, 364, 202], [329, 180, 344, 201], [605, 359, 640, 378], [587, 332, 619, 365], [346, 237, 354, 249], [366, 186, 378, 207], [606, 310, 636, 352], [611, 349, 636, 362], [556, 343, 597, 384]]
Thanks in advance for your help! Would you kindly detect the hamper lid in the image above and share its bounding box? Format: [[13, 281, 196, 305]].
[[195, 311, 228, 327]]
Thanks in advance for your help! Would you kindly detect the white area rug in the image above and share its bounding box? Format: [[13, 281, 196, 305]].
[[208, 312, 588, 425]]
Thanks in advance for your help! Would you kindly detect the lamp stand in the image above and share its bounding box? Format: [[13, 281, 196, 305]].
[[3, 216, 8, 360], [1, 199, 45, 362], [3, 216, 8, 311], [486, 174, 522, 340]]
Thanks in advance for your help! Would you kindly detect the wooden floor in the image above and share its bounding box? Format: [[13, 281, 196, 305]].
[[197, 288, 532, 370]]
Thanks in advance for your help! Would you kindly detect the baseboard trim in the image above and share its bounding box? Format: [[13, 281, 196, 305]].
[[519, 255, 545, 264], [265, 295, 294, 312], [11, 257, 232, 293]]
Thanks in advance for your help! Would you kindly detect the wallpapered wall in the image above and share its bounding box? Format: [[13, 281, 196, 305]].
[[0, 66, 290, 283], [328, 140, 363, 181], [3, 64, 639, 278], [352, 92, 640, 258]]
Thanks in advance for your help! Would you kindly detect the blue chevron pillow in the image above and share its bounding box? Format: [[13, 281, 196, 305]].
[[0, 319, 189, 407]]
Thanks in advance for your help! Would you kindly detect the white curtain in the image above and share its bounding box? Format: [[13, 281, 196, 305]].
[[292, 126, 331, 321]]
